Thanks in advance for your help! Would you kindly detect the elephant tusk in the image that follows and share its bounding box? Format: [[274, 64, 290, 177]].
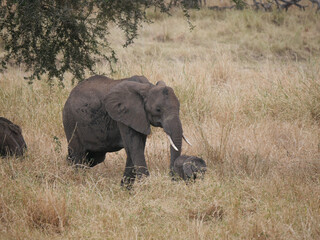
[[183, 134, 192, 146], [167, 135, 179, 151]]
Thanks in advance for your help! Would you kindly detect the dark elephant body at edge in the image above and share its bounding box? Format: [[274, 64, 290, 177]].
[[0, 117, 27, 157], [63, 75, 185, 184]]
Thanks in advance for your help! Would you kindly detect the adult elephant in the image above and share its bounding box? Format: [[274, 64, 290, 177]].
[[0, 117, 27, 157], [63, 75, 190, 184]]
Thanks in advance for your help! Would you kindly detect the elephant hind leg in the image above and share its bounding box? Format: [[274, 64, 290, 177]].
[[67, 143, 106, 168], [86, 151, 106, 167], [67, 146, 87, 167]]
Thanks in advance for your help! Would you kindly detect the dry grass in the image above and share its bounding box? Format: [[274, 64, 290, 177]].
[[1, 8, 320, 239]]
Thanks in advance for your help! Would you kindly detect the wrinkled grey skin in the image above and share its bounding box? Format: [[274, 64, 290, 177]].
[[0, 117, 27, 157], [63, 75, 183, 185], [173, 155, 207, 181]]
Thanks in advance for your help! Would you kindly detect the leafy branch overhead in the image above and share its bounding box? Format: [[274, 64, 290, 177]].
[[204, 0, 319, 11], [0, 0, 196, 83]]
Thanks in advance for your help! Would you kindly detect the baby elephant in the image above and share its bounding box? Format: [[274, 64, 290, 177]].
[[173, 155, 207, 181], [0, 117, 27, 157]]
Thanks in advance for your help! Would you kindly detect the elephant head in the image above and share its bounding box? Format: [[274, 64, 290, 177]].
[[104, 78, 188, 168]]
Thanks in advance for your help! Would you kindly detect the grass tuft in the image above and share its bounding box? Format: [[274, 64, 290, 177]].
[[26, 189, 69, 233]]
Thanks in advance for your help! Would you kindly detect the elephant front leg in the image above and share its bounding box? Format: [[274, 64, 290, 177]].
[[118, 122, 149, 182], [121, 155, 135, 188]]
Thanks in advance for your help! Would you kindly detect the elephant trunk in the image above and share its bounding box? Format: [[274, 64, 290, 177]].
[[162, 115, 183, 170]]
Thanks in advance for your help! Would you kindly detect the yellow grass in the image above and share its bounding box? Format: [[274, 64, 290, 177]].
[[1, 8, 320, 239]]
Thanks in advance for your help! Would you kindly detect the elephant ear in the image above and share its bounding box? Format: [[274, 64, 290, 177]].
[[104, 81, 151, 135], [156, 81, 166, 86], [183, 162, 197, 180]]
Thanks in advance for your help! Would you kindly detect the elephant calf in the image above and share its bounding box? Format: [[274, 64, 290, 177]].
[[173, 155, 207, 181], [0, 117, 27, 157]]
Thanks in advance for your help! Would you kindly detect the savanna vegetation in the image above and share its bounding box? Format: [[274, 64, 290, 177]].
[[1, 5, 320, 240]]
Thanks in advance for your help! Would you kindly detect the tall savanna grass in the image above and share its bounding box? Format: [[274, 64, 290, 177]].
[[1, 8, 320, 239]]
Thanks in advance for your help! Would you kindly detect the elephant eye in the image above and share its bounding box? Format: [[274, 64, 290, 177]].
[[156, 107, 161, 113]]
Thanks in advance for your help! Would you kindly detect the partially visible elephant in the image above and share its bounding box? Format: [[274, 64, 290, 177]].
[[173, 155, 207, 181], [0, 117, 27, 157], [63, 75, 190, 185]]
